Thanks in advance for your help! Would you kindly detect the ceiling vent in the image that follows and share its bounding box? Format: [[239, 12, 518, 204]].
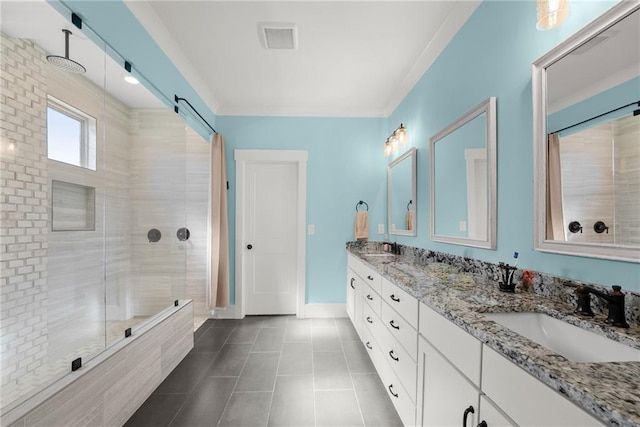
[[259, 23, 297, 50]]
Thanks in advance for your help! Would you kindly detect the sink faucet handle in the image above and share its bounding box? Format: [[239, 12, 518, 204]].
[[575, 286, 595, 317]]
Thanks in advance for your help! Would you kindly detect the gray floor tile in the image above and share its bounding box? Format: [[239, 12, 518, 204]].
[[155, 353, 217, 394], [194, 320, 214, 343], [239, 316, 267, 328], [268, 375, 315, 427], [335, 318, 360, 342], [312, 327, 341, 352], [352, 374, 403, 427], [284, 322, 312, 343], [312, 318, 335, 328], [342, 341, 376, 374], [213, 319, 240, 328], [219, 392, 272, 427], [253, 327, 285, 352], [315, 390, 364, 427], [235, 352, 279, 392], [227, 326, 260, 344], [261, 315, 291, 328], [192, 326, 233, 353], [208, 344, 252, 377], [278, 342, 312, 375], [125, 393, 187, 427], [313, 351, 352, 390], [169, 377, 236, 427]]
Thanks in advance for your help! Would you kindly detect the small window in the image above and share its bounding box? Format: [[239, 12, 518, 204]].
[[47, 96, 97, 170]]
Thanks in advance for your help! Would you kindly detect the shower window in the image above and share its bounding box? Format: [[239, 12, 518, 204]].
[[47, 95, 97, 170]]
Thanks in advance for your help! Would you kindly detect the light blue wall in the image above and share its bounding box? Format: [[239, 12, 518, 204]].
[[389, 0, 639, 291], [217, 116, 387, 303], [60, 0, 639, 298]]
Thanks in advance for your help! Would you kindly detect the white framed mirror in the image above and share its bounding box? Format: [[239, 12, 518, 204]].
[[388, 147, 417, 236], [430, 97, 497, 249], [532, 2, 640, 262]]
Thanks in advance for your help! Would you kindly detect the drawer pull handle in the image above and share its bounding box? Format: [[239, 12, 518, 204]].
[[367, 275, 374, 281], [463, 405, 475, 427], [366, 294, 373, 301], [390, 294, 400, 302], [388, 384, 398, 398], [366, 316, 373, 324], [365, 341, 373, 350], [350, 278, 355, 289], [477, 422, 488, 427], [389, 320, 400, 330], [389, 350, 399, 362]]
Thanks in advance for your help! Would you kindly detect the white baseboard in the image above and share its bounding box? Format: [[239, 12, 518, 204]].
[[212, 303, 347, 319], [303, 303, 347, 318]]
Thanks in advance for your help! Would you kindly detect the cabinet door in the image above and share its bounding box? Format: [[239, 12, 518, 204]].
[[418, 337, 479, 427], [478, 395, 517, 427], [346, 269, 356, 322]]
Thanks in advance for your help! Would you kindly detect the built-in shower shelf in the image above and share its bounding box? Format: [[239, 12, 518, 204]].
[[51, 180, 95, 231]]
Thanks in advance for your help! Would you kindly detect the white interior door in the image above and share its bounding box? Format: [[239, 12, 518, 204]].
[[235, 150, 307, 317]]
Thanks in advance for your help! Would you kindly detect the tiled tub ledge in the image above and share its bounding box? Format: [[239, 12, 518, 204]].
[[347, 243, 640, 427], [2, 301, 194, 427]]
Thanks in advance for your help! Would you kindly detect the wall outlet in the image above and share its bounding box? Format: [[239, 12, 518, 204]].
[[307, 224, 315, 235], [378, 224, 385, 234], [459, 221, 467, 232]]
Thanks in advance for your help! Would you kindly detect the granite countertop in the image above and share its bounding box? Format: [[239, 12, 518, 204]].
[[347, 248, 640, 427]]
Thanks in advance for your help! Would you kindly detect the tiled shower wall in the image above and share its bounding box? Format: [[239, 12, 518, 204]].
[[0, 35, 49, 392], [614, 114, 640, 245]]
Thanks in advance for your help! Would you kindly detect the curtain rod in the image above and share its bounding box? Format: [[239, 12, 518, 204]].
[[552, 100, 640, 134], [174, 95, 218, 135]]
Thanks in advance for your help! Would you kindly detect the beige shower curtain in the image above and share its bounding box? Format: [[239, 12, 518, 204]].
[[546, 133, 565, 240], [208, 133, 230, 308]]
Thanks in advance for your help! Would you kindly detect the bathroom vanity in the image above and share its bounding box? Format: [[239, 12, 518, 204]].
[[346, 248, 640, 427]]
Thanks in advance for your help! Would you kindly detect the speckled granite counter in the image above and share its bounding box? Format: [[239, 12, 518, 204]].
[[347, 247, 640, 427]]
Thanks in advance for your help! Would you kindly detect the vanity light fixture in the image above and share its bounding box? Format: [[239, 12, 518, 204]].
[[536, 0, 570, 30], [384, 123, 409, 157]]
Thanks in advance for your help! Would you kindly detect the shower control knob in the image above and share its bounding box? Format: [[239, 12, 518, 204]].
[[247, 244, 253, 250]]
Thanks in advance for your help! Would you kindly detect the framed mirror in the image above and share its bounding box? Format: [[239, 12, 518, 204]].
[[533, 2, 640, 262], [430, 97, 497, 249], [388, 147, 417, 236]]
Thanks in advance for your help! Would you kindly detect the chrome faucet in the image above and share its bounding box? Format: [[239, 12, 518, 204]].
[[575, 285, 629, 328]]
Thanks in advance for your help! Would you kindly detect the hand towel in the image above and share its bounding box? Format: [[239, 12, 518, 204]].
[[355, 211, 369, 240], [406, 210, 414, 231]]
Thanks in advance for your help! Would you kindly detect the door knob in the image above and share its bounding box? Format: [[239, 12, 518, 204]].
[[247, 244, 253, 250]]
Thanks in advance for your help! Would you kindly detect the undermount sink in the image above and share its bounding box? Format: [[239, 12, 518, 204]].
[[484, 312, 640, 363]]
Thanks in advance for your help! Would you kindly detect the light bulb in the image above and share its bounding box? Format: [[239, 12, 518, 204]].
[[390, 134, 399, 151], [384, 140, 393, 157], [396, 124, 408, 145], [536, 0, 570, 30]]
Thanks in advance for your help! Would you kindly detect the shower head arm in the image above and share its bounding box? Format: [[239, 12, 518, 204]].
[[62, 29, 71, 59]]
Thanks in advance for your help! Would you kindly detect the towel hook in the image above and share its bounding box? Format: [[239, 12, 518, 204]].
[[407, 200, 413, 211], [356, 200, 369, 212]]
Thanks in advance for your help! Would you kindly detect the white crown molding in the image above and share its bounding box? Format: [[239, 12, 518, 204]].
[[124, 0, 221, 114], [217, 104, 387, 118], [384, 1, 481, 117]]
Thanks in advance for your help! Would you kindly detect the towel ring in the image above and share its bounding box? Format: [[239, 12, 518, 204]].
[[407, 200, 413, 211], [356, 200, 369, 212]]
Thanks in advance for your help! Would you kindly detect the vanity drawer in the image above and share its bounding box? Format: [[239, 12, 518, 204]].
[[382, 278, 418, 327], [376, 345, 416, 427], [382, 302, 418, 360], [360, 324, 382, 371], [362, 300, 382, 336], [377, 321, 417, 403], [420, 303, 481, 387], [364, 283, 381, 317], [348, 254, 382, 295]]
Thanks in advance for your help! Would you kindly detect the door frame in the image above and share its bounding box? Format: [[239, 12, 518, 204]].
[[234, 149, 308, 318]]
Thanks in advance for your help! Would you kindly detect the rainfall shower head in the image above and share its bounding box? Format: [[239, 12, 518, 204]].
[[46, 29, 86, 74]]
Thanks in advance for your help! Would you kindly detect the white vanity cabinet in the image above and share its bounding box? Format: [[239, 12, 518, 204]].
[[482, 346, 604, 427]]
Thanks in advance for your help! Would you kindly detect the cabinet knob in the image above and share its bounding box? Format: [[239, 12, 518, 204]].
[[390, 294, 400, 303], [477, 422, 488, 427], [389, 319, 400, 330], [350, 278, 355, 289], [367, 275, 374, 281], [247, 244, 253, 250], [389, 350, 399, 362], [463, 406, 475, 427], [366, 294, 373, 301], [365, 341, 373, 350], [366, 316, 373, 324]]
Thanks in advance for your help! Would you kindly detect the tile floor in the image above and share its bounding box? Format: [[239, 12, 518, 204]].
[[125, 316, 403, 427]]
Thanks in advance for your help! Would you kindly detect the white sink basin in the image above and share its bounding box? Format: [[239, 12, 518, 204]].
[[484, 312, 640, 363]]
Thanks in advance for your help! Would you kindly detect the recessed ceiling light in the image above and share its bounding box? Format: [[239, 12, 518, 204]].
[[124, 75, 139, 85]]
